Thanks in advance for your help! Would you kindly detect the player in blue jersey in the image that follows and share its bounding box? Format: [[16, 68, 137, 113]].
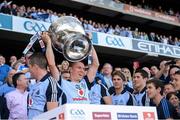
[[133, 69, 154, 106], [89, 74, 112, 104], [41, 32, 99, 104], [111, 71, 136, 105], [146, 78, 178, 119], [28, 52, 66, 119]]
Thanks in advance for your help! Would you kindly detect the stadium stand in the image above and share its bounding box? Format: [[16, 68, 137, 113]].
[[1, 0, 180, 65]]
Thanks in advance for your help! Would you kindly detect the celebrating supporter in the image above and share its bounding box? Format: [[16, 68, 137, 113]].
[[0, 69, 16, 96], [121, 67, 133, 89], [9, 55, 17, 67], [146, 79, 178, 119], [169, 65, 180, 82], [0, 54, 10, 86], [150, 65, 159, 78], [27, 52, 66, 119], [12, 59, 24, 71], [155, 60, 171, 84], [142, 67, 151, 79], [16, 52, 33, 79], [41, 32, 99, 104], [163, 83, 175, 96], [112, 71, 136, 105]]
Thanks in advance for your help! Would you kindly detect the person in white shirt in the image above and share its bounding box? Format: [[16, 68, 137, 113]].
[[5, 72, 28, 120]]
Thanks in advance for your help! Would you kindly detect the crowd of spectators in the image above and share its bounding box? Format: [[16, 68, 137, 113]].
[[113, 0, 180, 18], [0, 46, 180, 119], [0, 0, 180, 47]]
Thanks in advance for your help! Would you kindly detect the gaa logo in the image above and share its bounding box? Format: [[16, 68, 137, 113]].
[[70, 109, 85, 116], [70, 109, 86, 120], [105, 36, 125, 47], [24, 21, 47, 32]]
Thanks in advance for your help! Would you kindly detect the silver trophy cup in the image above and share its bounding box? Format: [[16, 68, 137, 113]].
[[48, 16, 92, 62], [23, 16, 92, 62]]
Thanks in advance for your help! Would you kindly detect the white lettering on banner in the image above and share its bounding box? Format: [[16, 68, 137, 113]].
[[138, 42, 149, 51], [156, 45, 173, 55], [137, 41, 180, 56], [105, 36, 125, 47], [96, 32, 132, 50], [94, 113, 110, 118], [117, 113, 138, 119]]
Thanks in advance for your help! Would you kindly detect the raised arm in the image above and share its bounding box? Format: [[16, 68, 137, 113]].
[[86, 46, 100, 83], [155, 60, 169, 79], [41, 32, 60, 80]]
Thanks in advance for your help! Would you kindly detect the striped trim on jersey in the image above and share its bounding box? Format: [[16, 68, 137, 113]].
[[48, 76, 58, 102], [161, 98, 170, 118]]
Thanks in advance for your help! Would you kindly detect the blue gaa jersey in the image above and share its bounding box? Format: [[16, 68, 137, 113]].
[[28, 73, 66, 119], [112, 89, 136, 105], [59, 76, 91, 104], [133, 87, 153, 106], [89, 83, 110, 104]]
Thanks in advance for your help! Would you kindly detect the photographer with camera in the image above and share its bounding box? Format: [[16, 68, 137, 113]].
[[155, 60, 171, 84], [155, 60, 179, 84]]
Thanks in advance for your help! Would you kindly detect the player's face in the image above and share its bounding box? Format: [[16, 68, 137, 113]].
[[113, 75, 124, 89], [28, 64, 37, 80], [146, 83, 158, 99], [133, 73, 146, 91], [70, 62, 85, 81]]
